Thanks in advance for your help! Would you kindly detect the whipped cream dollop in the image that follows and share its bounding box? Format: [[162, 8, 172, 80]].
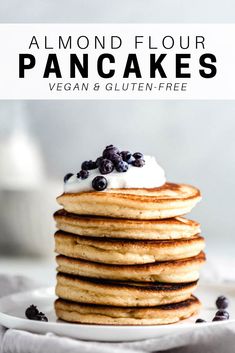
[[64, 155, 166, 193]]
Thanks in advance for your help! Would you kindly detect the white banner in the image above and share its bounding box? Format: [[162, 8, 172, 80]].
[[0, 24, 234, 99]]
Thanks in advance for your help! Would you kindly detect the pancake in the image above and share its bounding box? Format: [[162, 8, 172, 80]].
[[56, 252, 205, 283], [55, 296, 201, 325], [56, 273, 198, 307], [56, 182, 201, 219], [55, 231, 205, 265], [54, 210, 200, 240]]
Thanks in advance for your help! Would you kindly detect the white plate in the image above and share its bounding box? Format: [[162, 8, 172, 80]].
[[0, 283, 234, 342]]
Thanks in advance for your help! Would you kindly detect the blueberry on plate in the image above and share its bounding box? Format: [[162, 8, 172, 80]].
[[195, 318, 206, 323], [25, 305, 39, 319], [216, 296, 229, 309], [25, 305, 48, 322], [213, 315, 227, 322], [115, 160, 129, 172], [132, 159, 145, 167], [63, 173, 73, 183], [216, 310, 229, 319], [99, 159, 114, 175], [40, 315, 48, 322], [34, 314, 48, 322], [92, 176, 108, 191]]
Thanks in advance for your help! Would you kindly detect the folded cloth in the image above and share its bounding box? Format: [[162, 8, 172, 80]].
[[0, 274, 235, 353]]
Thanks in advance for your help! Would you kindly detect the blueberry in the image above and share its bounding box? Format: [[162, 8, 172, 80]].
[[81, 160, 96, 170], [121, 151, 132, 163], [25, 305, 48, 322], [92, 176, 108, 191], [213, 315, 227, 322], [115, 160, 129, 172], [133, 152, 143, 159], [112, 154, 122, 164], [105, 144, 119, 152], [216, 296, 229, 309], [132, 159, 145, 167], [31, 315, 40, 320], [95, 156, 103, 167], [25, 305, 39, 319], [77, 170, 89, 180], [40, 315, 48, 322], [64, 173, 73, 183], [216, 310, 229, 319], [34, 314, 48, 322], [103, 145, 120, 160], [195, 318, 206, 323], [99, 159, 114, 175]]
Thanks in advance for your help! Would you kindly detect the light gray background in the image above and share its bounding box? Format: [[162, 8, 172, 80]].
[[0, 0, 235, 23], [0, 1, 234, 258]]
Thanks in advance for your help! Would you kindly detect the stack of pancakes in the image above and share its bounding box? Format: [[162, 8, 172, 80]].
[[54, 182, 205, 325]]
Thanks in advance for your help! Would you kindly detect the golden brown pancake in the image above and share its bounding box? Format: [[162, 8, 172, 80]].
[[56, 252, 205, 283], [54, 210, 200, 240], [55, 295, 201, 325], [56, 273, 198, 306], [55, 231, 205, 264], [56, 182, 201, 219]]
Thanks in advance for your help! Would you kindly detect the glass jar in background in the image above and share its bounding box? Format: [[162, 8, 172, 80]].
[[0, 102, 59, 257]]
